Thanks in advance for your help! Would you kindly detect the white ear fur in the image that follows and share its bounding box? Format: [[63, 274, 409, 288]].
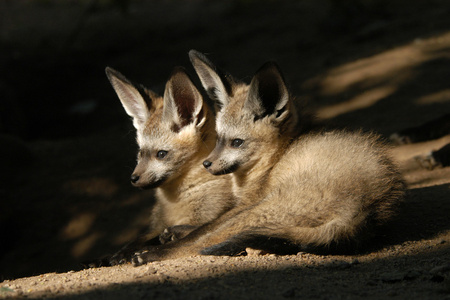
[[105, 67, 150, 130], [189, 50, 230, 107], [163, 67, 206, 132], [163, 82, 183, 129]]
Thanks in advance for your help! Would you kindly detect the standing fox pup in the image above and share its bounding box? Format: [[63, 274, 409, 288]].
[[132, 51, 405, 265], [105, 67, 235, 264]]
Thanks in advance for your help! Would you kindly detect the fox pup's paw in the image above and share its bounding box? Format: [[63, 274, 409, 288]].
[[109, 250, 132, 266], [109, 235, 162, 265], [109, 245, 140, 265], [131, 251, 147, 266], [159, 225, 199, 244], [131, 249, 161, 266]]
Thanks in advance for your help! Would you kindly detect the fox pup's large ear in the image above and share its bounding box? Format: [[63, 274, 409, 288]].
[[246, 62, 290, 122], [105, 67, 154, 130], [163, 67, 206, 132], [189, 50, 234, 108]]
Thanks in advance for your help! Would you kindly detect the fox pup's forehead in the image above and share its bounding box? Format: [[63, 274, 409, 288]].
[[147, 95, 164, 113], [140, 121, 200, 150], [216, 85, 252, 124], [142, 106, 165, 134], [226, 84, 249, 112], [216, 114, 250, 138], [138, 129, 175, 151]]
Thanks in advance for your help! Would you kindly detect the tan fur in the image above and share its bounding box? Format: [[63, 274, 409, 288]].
[[131, 52, 405, 264], [105, 67, 236, 241]]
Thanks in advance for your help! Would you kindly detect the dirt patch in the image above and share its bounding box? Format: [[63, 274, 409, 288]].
[[1, 0, 450, 299]]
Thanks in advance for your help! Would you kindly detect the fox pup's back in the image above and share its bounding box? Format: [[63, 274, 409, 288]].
[[264, 131, 403, 245]]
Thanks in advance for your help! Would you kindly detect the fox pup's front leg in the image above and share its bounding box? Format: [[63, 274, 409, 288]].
[[130, 238, 240, 266], [132, 247, 166, 266], [107, 225, 198, 265], [83, 232, 161, 267], [109, 224, 198, 265], [131, 231, 301, 266], [109, 234, 161, 266]]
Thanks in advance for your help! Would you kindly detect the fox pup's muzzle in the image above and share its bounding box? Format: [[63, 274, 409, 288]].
[[202, 159, 239, 175], [130, 172, 166, 189]]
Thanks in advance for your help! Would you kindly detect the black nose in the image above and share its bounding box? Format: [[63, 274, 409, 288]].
[[131, 174, 140, 184], [203, 160, 212, 169]]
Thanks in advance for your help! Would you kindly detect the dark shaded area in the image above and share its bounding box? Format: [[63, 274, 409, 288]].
[[380, 184, 450, 244], [433, 143, 450, 167], [393, 113, 450, 144], [1, 0, 450, 281]]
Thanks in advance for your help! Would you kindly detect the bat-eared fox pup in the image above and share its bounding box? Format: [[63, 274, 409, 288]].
[[130, 50, 405, 265], [104, 66, 236, 265]]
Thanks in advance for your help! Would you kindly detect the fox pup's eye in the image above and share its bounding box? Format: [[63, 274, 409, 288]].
[[156, 150, 168, 159], [231, 139, 244, 148]]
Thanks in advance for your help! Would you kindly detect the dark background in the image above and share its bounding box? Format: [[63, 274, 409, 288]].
[[1, 0, 450, 280]]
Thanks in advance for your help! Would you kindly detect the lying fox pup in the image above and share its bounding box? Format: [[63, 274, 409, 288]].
[[131, 51, 405, 265], [105, 67, 235, 264]]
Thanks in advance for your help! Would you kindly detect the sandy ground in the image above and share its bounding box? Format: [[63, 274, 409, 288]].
[[1, 0, 450, 299]]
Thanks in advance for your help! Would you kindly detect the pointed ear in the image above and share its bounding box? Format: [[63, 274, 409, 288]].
[[188, 50, 234, 108], [105, 67, 153, 130], [245, 62, 290, 121], [163, 67, 206, 132]]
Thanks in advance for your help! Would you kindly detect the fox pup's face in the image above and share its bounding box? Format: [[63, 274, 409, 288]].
[[133, 111, 206, 189], [106, 67, 207, 189], [203, 86, 283, 175], [189, 50, 296, 176]]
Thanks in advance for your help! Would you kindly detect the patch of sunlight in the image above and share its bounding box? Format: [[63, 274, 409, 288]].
[[61, 212, 96, 239], [304, 32, 450, 96], [317, 85, 397, 119], [63, 177, 118, 197], [71, 232, 101, 258], [304, 46, 423, 96], [416, 89, 450, 105]]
